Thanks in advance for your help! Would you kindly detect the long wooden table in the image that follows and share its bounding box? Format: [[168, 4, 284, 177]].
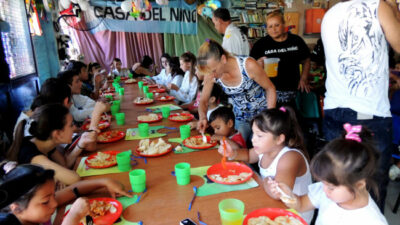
[[69, 81, 284, 224]]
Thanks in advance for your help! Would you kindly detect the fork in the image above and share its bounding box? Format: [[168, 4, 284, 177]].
[[201, 132, 207, 143]]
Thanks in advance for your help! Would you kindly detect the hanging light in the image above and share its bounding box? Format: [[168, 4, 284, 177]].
[[156, 0, 169, 6], [78, 0, 90, 11], [60, 0, 71, 9], [121, 0, 133, 12]]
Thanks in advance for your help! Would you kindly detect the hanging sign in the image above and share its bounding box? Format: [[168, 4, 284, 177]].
[[84, 0, 197, 34]]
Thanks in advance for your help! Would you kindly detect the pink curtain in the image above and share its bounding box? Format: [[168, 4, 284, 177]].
[[70, 28, 164, 73]]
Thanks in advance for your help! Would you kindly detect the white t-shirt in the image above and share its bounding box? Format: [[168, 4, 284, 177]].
[[308, 182, 388, 225], [152, 69, 172, 86], [321, 0, 390, 117], [171, 71, 198, 104], [258, 147, 313, 223], [222, 23, 250, 56], [207, 104, 223, 121], [69, 94, 96, 122]]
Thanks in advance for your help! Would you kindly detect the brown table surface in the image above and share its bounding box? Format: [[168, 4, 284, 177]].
[[60, 81, 284, 225]]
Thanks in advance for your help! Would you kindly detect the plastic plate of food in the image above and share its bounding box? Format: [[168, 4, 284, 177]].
[[64, 198, 122, 225], [135, 138, 173, 157], [206, 162, 253, 185], [168, 113, 194, 122], [119, 77, 128, 81], [133, 97, 154, 105], [85, 151, 119, 169], [156, 95, 175, 101], [97, 130, 125, 143], [147, 84, 159, 88], [137, 113, 162, 123], [243, 208, 308, 225], [81, 120, 110, 131], [150, 88, 166, 93], [182, 135, 217, 149]]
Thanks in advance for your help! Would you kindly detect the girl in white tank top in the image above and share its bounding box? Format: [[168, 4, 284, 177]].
[[217, 106, 313, 223]]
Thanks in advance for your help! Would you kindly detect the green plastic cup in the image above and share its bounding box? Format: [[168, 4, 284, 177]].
[[180, 125, 191, 141], [175, 162, 191, 185], [138, 123, 149, 137], [143, 86, 149, 94], [116, 151, 132, 172], [146, 92, 154, 99], [112, 100, 121, 111], [129, 169, 146, 193], [105, 95, 113, 101], [161, 106, 170, 119], [218, 199, 245, 225], [129, 73, 133, 79], [116, 112, 125, 125], [116, 76, 121, 82], [138, 81, 144, 89], [118, 87, 125, 95], [110, 104, 119, 116]]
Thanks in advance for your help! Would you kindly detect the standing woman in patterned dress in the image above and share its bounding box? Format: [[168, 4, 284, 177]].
[[197, 39, 276, 142]]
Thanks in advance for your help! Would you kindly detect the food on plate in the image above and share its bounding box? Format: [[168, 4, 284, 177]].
[[209, 172, 251, 183], [87, 152, 116, 167], [175, 145, 183, 152], [97, 130, 121, 142], [125, 78, 137, 83], [170, 114, 192, 121], [248, 215, 303, 225], [137, 113, 159, 121], [134, 97, 153, 104], [138, 138, 171, 155], [90, 200, 116, 217], [160, 96, 166, 100], [184, 137, 215, 148]]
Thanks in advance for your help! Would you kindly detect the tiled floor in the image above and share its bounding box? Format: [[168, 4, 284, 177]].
[[384, 180, 400, 225]]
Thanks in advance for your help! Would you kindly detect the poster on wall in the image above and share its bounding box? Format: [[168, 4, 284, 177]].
[[82, 0, 197, 34]]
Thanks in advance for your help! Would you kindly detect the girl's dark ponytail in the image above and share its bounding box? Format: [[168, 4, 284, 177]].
[[7, 120, 27, 161]]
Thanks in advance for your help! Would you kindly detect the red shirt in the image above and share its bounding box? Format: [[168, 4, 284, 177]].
[[230, 132, 247, 148]]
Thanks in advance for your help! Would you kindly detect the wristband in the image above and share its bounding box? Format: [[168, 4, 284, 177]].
[[77, 144, 85, 150], [73, 187, 80, 198]]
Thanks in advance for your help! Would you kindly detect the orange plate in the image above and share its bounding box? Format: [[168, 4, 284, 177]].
[[85, 150, 119, 169], [206, 162, 254, 185], [243, 208, 308, 225], [168, 113, 194, 122], [119, 77, 128, 81], [182, 135, 217, 149], [133, 99, 154, 105], [97, 131, 125, 143], [156, 96, 175, 101], [135, 145, 173, 157], [64, 198, 122, 225], [137, 114, 162, 123], [148, 84, 159, 88], [81, 120, 110, 131], [150, 88, 166, 93]]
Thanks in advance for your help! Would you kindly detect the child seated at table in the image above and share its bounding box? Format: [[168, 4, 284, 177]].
[[88, 62, 108, 99], [218, 106, 313, 223], [269, 124, 388, 225], [110, 58, 130, 78], [0, 163, 132, 225], [164, 57, 184, 90], [209, 106, 246, 148], [150, 53, 171, 85], [168, 52, 198, 105], [131, 55, 156, 77]]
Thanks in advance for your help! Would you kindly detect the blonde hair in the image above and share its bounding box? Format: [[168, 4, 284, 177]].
[[197, 39, 231, 74], [266, 10, 285, 24]]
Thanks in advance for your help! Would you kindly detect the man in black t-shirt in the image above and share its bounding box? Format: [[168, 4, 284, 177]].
[[250, 11, 310, 107]]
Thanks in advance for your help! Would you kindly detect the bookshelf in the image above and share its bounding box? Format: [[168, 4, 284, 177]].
[[230, 0, 283, 43]]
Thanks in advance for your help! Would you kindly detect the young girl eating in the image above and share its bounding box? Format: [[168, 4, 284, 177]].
[[269, 123, 388, 225], [8, 104, 96, 185], [0, 163, 131, 225], [168, 52, 198, 104], [219, 106, 313, 223]]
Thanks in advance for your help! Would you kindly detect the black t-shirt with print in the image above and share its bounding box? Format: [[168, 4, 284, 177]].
[[250, 33, 310, 91]]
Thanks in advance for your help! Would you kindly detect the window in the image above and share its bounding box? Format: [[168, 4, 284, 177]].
[[0, 0, 36, 79]]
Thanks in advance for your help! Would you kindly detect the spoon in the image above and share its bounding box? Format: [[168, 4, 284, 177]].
[[221, 137, 227, 169], [188, 186, 197, 211], [201, 132, 207, 143]]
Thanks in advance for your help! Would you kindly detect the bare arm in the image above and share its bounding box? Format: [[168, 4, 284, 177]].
[[245, 58, 277, 108], [298, 58, 311, 93], [379, 0, 400, 52], [31, 155, 80, 185], [197, 74, 215, 133]]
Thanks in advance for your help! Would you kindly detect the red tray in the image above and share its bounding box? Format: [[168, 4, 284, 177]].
[[156, 96, 175, 101], [148, 84, 159, 88], [81, 120, 110, 131], [206, 162, 253, 185], [64, 198, 122, 225], [168, 113, 194, 122], [135, 145, 173, 157], [150, 88, 166, 93], [85, 150, 119, 169], [243, 208, 308, 225], [97, 130, 125, 143], [137, 114, 162, 123], [182, 135, 217, 149], [133, 99, 154, 105], [119, 77, 128, 81]]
